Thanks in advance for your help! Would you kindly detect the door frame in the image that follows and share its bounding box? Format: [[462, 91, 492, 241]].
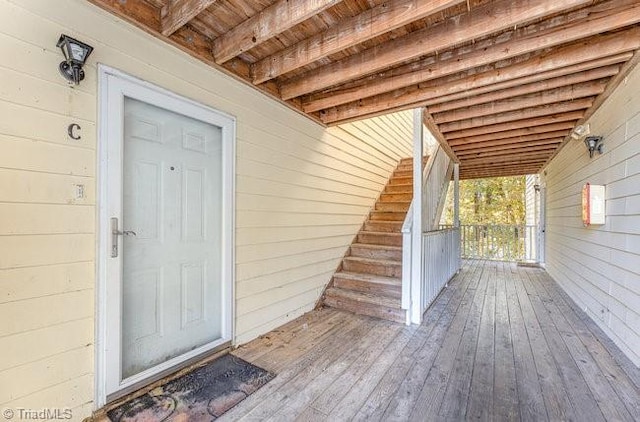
[[95, 65, 236, 407]]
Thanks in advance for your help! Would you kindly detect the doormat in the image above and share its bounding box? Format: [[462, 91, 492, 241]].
[[107, 354, 274, 421]]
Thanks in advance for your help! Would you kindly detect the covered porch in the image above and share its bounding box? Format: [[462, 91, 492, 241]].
[[223, 260, 640, 421]]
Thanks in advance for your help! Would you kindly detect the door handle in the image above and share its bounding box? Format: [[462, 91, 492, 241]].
[[110, 217, 137, 258]]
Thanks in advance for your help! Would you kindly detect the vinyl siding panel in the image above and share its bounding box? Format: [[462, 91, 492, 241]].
[[0, 0, 413, 416], [542, 62, 640, 366]]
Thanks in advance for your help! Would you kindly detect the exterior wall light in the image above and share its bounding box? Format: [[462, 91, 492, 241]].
[[584, 136, 604, 158], [57, 34, 93, 85]]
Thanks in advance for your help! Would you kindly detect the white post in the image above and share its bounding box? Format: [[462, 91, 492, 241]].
[[410, 108, 423, 324], [453, 163, 460, 229], [453, 163, 461, 270], [538, 185, 546, 265]]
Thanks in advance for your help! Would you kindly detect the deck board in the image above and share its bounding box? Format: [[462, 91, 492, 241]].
[[221, 260, 640, 421]]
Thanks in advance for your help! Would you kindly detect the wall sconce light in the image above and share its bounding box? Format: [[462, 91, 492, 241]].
[[57, 34, 93, 85], [584, 136, 604, 158]]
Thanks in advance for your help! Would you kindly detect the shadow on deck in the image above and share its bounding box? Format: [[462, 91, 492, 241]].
[[224, 260, 640, 421]]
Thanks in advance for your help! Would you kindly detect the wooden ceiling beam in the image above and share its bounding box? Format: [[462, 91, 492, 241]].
[[87, 0, 315, 121], [429, 66, 619, 116], [306, 3, 640, 113], [457, 145, 560, 159], [454, 138, 563, 155], [447, 121, 577, 143], [448, 129, 573, 151], [439, 99, 593, 133], [460, 158, 549, 172], [462, 160, 547, 169], [280, 0, 595, 100], [161, 0, 217, 36], [434, 80, 607, 124], [424, 54, 630, 110], [460, 167, 543, 179], [461, 162, 546, 171], [213, 0, 342, 64], [462, 152, 553, 164], [317, 46, 636, 124], [251, 0, 465, 84], [319, 53, 629, 125], [444, 112, 584, 140]]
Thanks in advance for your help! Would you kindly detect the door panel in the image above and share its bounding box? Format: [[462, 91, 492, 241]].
[[121, 97, 223, 380]]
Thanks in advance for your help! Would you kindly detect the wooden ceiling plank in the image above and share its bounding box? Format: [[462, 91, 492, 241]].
[[447, 121, 577, 143], [444, 112, 584, 139], [463, 151, 554, 162], [251, 0, 465, 84], [462, 163, 546, 171], [316, 42, 637, 123], [461, 158, 555, 171], [457, 145, 560, 159], [462, 161, 547, 168], [462, 157, 550, 168], [89, 0, 162, 31], [423, 54, 631, 109], [280, 0, 595, 100], [318, 53, 628, 124], [461, 167, 543, 179], [462, 165, 545, 172], [88, 0, 319, 123], [433, 80, 607, 124], [439, 99, 593, 133], [451, 130, 570, 148], [213, 0, 342, 64], [161, 0, 217, 36], [454, 137, 564, 154], [306, 3, 640, 112], [429, 66, 619, 116]]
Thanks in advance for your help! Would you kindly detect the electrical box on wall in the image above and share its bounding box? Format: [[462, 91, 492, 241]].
[[582, 183, 605, 226]]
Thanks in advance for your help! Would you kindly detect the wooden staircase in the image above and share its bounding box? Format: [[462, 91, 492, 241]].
[[322, 158, 415, 323]]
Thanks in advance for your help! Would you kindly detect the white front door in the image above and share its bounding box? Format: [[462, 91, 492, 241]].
[[98, 67, 235, 403]]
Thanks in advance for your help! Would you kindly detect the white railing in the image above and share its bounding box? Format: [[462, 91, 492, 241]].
[[421, 228, 461, 312], [402, 142, 459, 324], [421, 145, 454, 231], [441, 224, 538, 262]]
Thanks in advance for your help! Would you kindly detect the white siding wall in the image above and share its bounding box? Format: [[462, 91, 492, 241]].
[[542, 63, 640, 367], [524, 174, 539, 261], [525, 174, 539, 227], [0, 0, 413, 417]]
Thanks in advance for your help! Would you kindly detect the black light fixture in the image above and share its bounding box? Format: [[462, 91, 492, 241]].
[[584, 136, 604, 158], [57, 34, 93, 85]]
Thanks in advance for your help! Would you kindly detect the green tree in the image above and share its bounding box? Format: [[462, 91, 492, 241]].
[[441, 176, 525, 225]]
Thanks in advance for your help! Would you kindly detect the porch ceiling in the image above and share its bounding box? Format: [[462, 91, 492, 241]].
[[91, 0, 640, 178]]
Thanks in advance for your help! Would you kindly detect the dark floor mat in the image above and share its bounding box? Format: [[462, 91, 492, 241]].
[[107, 354, 274, 421]]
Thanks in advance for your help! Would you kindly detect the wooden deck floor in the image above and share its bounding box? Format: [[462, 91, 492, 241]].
[[223, 260, 640, 421]]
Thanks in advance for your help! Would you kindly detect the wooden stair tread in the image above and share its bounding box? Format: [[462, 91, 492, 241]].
[[358, 231, 402, 237], [351, 243, 401, 251], [334, 271, 401, 286], [344, 256, 401, 265], [325, 287, 401, 309]]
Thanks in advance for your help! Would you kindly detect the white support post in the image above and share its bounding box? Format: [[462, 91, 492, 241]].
[[410, 108, 423, 324], [453, 163, 461, 271], [453, 163, 460, 229]]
